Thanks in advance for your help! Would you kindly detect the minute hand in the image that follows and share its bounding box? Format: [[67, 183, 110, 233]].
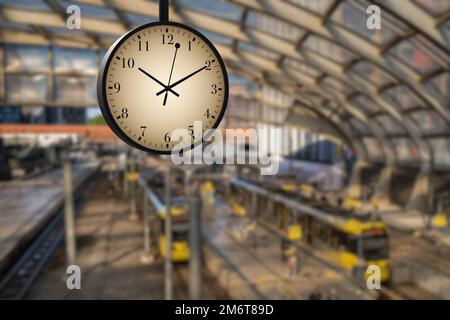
[[156, 66, 207, 96], [138, 67, 179, 97]]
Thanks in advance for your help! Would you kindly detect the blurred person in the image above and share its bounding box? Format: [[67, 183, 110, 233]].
[[280, 239, 291, 261], [309, 286, 322, 300], [295, 254, 301, 276], [287, 254, 297, 278], [326, 288, 340, 300]]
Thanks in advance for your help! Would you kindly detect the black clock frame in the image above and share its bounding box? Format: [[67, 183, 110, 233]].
[[97, 21, 229, 155]]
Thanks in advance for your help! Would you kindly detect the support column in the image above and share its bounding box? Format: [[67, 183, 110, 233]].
[[406, 171, 432, 215], [189, 188, 202, 300], [141, 186, 154, 264], [164, 169, 173, 300], [129, 160, 138, 221], [345, 161, 369, 199], [369, 165, 396, 211], [63, 160, 76, 266]]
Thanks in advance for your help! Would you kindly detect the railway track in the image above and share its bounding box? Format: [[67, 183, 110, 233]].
[[0, 168, 101, 299], [204, 209, 305, 300], [390, 229, 450, 279], [235, 178, 450, 299], [166, 257, 230, 299]]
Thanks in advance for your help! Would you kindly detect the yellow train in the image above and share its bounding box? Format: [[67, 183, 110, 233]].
[[159, 198, 190, 262], [228, 185, 248, 217], [230, 179, 390, 283], [310, 216, 389, 283]]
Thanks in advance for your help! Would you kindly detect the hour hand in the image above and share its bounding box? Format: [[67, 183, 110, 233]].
[[156, 66, 207, 96], [138, 67, 179, 97]]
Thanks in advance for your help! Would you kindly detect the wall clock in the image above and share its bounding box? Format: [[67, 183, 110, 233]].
[[97, 1, 229, 154]]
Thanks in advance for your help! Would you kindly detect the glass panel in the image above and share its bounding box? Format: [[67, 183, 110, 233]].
[[362, 137, 383, 159], [199, 30, 234, 46], [410, 110, 448, 135], [350, 118, 369, 134], [21, 106, 47, 123], [302, 91, 325, 105], [61, 108, 87, 124], [330, 2, 397, 46], [303, 35, 355, 64], [262, 86, 294, 108], [54, 47, 97, 75], [0, 47, 4, 101], [261, 106, 288, 123], [0, 0, 49, 10], [350, 60, 394, 87], [350, 95, 380, 114], [228, 96, 260, 120], [287, 0, 334, 15], [429, 138, 450, 167], [178, 0, 243, 22], [238, 42, 279, 61], [44, 26, 85, 37], [325, 100, 339, 110], [59, 0, 117, 20], [0, 21, 34, 32], [283, 58, 321, 78], [425, 72, 450, 102], [0, 107, 21, 123], [5, 45, 49, 72], [414, 0, 450, 16], [376, 115, 405, 135], [321, 76, 353, 95], [125, 13, 159, 26], [382, 85, 422, 111], [389, 35, 442, 75], [392, 138, 420, 162], [54, 76, 96, 104], [228, 118, 251, 129], [246, 11, 305, 42], [5, 74, 48, 103]]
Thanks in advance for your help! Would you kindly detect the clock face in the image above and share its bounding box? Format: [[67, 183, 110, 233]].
[[98, 21, 228, 154]]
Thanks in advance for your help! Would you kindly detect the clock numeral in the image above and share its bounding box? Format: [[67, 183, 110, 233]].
[[205, 60, 212, 70], [138, 41, 149, 51], [122, 58, 135, 69], [164, 132, 171, 143], [188, 41, 192, 51], [121, 108, 129, 119], [204, 109, 211, 119], [113, 82, 121, 93], [162, 34, 174, 45], [211, 84, 218, 94], [188, 125, 194, 137], [140, 126, 147, 137]]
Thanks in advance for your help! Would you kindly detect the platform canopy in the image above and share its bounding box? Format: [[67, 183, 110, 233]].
[[0, 0, 449, 169]]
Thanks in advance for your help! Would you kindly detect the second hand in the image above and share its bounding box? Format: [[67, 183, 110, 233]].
[[164, 42, 180, 106]]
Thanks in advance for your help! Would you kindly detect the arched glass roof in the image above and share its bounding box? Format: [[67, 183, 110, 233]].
[[0, 0, 449, 169]]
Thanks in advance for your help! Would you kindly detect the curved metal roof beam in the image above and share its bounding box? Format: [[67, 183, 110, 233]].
[[225, 66, 369, 160], [374, 0, 449, 51], [227, 62, 376, 162], [15, 0, 444, 124], [215, 28, 430, 166], [2, 1, 444, 135], [220, 45, 405, 165], [0, 1, 440, 167], [228, 0, 449, 124]]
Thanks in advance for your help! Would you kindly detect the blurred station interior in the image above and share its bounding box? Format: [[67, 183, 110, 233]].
[[0, 0, 450, 300]]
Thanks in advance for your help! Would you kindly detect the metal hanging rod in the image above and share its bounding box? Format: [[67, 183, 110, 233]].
[[160, 0, 169, 22]]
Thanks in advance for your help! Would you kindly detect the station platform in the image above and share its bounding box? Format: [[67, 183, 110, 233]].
[[379, 210, 450, 248], [25, 168, 227, 299], [203, 201, 367, 300], [0, 162, 98, 276], [25, 172, 167, 299]]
